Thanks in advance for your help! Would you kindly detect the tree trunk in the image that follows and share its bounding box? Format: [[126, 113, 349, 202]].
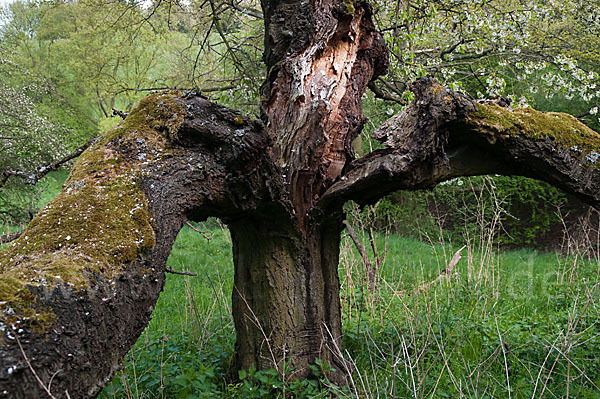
[[229, 211, 346, 382], [2, 1, 600, 397], [226, 0, 388, 382]]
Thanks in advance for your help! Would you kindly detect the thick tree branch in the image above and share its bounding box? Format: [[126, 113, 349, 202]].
[[321, 77, 600, 210], [0, 92, 273, 397]]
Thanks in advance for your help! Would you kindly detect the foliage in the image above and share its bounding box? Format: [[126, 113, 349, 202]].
[[368, 176, 572, 248], [229, 361, 345, 398], [370, 0, 600, 130], [0, 45, 84, 224]]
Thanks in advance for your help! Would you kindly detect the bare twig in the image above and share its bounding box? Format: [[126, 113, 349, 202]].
[[207, 0, 251, 78], [115, 85, 235, 95], [2, 137, 96, 186], [0, 230, 24, 245], [228, 0, 263, 19], [15, 334, 59, 399], [185, 221, 214, 241], [368, 81, 406, 104]]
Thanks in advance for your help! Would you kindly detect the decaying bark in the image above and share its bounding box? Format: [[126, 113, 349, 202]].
[[1, 0, 600, 397]]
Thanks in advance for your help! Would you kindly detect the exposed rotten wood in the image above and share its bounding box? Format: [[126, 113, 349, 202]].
[[262, 2, 387, 224]]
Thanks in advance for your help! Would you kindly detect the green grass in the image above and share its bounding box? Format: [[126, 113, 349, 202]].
[[98, 222, 600, 398]]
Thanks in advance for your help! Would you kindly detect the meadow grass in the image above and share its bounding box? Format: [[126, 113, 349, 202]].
[[100, 220, 600, 398]]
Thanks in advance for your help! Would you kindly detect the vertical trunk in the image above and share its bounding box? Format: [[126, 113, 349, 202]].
[[229, 210, 346, 383], [228, 0, 387, 382]]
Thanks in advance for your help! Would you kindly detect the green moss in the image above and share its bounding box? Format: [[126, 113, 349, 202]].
[[98, 91, 185, 146], [468, 103, 600, 163], [0, 91, 185, 331], [234, 116, 245, 126], [344, 0, 355, 14]]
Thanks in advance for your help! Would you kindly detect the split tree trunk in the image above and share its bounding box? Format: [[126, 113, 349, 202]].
[[1, 0, 600, 397]]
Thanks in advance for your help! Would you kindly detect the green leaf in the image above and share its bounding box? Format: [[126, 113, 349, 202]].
[[238, 369, 247, 380]]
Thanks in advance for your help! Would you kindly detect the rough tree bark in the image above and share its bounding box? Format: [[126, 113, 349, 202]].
[[1, 0, 600, 397]]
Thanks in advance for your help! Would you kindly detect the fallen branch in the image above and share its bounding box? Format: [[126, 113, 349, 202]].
[[417, 245, 465, 292], [166, 267, 198, 276]]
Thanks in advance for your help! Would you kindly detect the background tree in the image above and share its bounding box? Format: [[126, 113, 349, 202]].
[[0, 43, 77, 226]]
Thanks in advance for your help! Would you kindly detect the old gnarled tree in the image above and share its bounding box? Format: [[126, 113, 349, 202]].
[[1, 1, 600, 397]]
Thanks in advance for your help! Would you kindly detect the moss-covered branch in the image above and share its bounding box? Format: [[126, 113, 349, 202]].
[[467, 101, 600, 164], [0, 92, 269, 398], [321, 77, 600, 210]]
